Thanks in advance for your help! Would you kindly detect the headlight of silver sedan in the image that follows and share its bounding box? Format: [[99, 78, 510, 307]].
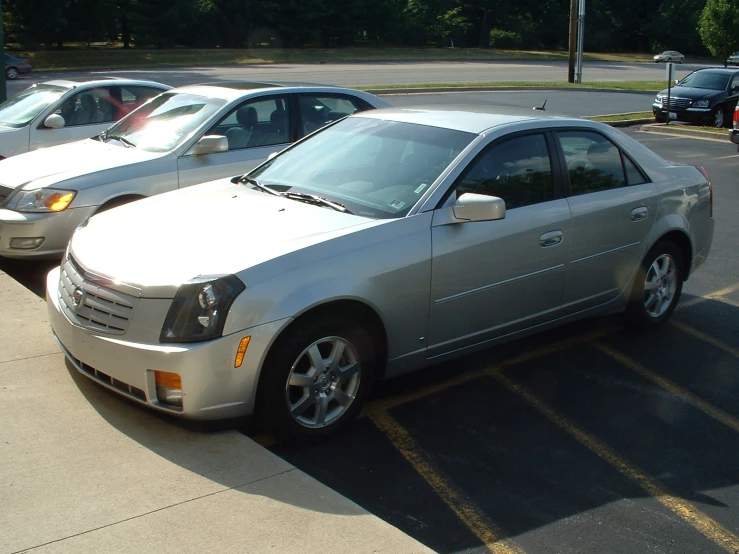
[[160, 275, 245, 343], [693, 100, 710, 108], [4, 188, 77, 212]]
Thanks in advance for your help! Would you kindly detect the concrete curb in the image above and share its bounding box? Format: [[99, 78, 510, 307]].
[[637, 123, 729, 141]]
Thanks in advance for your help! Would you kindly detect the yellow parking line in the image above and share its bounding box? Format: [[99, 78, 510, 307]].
[[594, 343, 739, 434], [679, 282, 739, 310], [369, 409, 524, 554], [671, 320, 739, 360], [488, 367, 739, 553]]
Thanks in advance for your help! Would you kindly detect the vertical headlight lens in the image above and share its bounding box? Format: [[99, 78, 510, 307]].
[[159, 275, 245, 343]]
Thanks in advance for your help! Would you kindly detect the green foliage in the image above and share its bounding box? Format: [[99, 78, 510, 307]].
[[698, 0, 739, 60], [489, 28, 521, 49]]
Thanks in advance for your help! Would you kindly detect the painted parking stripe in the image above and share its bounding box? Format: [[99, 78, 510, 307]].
[[678, 282, 739, 310], [594, 342, 739, 434], [489, 366, 739, 553], [369, 409, 524, 554], [671, 320, 739, 360]]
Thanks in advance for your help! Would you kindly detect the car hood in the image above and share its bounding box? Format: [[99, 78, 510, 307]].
[[70, 179, 385, 293], [0, 138, 163, 190], [657, 86, 723, 101]]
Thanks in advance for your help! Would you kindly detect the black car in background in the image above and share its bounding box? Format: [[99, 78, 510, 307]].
[[652, 68, 739, 128], [4, 53, 32, 80]]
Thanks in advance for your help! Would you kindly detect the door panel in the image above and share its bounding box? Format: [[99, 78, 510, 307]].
[[429, 200, 571, 356], [177, 145, 279, 188]]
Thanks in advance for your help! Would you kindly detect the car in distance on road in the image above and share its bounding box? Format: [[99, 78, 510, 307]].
[[725, 52, 739, 67], [654, 50, 684, 63], [0, 78, 170, 159], [0, 82, 390, 259], [730, 104, 739, 150], [652, 68, 739, 127], [4, 53, 32, 80], [46, 106, 714, 442]]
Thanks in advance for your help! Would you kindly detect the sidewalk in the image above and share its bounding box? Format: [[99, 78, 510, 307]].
[[0, 267, 433, 554]]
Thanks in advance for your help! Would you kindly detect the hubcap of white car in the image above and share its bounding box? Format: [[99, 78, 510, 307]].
[[643, 254, 678, 318], [285, 336, 361, 428]]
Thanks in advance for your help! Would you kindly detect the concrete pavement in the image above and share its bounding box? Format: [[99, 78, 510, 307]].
[[0, 268, 433, 554]]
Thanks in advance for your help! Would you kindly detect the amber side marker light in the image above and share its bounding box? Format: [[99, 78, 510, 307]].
[[235, 336, 251, 368], [154, 371, 183, 407]]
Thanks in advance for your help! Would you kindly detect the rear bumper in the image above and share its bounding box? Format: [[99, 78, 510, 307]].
[[730, 128, 739, 145]]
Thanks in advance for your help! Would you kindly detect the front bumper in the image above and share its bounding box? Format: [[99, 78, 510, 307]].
[[652, 103, 713, 124], [0, 206, 94, 259], [730, 128, 739, 145], [46, 266, 289, 420]]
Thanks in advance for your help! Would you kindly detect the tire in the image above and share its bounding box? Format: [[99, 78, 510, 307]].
[[6, 67, 18, 80], [712, 108, 725, 128], [654, 113, 667, 123], [626, 242, 684, 329], [257, 314, 377, 442]]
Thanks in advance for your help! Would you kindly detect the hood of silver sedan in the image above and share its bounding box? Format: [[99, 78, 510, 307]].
[[0, 138, 163, 190], [70, 179, 385, 291]]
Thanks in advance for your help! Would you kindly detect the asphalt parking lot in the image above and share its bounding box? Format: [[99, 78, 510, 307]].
[[261, 131, 739, 554], [1, 130, 737, 554]]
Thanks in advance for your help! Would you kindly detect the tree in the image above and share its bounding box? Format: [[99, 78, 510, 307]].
[[698, 0, 739, 62]]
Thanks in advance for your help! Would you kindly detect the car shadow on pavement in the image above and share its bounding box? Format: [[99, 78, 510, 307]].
[[0, 257, 59, 298]]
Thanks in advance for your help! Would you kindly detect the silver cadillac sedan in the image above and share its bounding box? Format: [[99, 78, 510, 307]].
[[0, 82, 389, 259], [46, 107, 714, 442]]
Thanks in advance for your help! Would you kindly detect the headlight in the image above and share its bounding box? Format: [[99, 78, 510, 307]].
[[693, 100, 710, 108], [160, 275, 245, 343], [4, 188, 76, 212], [655, 94, 664, 101]]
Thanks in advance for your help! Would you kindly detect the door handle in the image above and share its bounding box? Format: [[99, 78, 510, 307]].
[[631, 206, 648, 221], [540, 230, 563, 247]]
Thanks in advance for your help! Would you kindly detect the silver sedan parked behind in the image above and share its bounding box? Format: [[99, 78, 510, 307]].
[[47, 107, 714, 442], [0, 78, 170, 159], [654, 50, 684, 63], [0, 82, 390, 258]]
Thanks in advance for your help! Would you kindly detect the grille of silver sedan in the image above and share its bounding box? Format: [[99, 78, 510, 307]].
[[58, 255, 137, 334]]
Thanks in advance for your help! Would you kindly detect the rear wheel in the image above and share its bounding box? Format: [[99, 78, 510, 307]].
[[6, 67, 18, 80], [713, 108, 726, 128], [627, 242, 684, 328], [258, 314, 377, 442]]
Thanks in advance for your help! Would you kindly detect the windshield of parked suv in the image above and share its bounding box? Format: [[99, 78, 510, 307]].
[[103, 92, 226, 152], [0, 84, 67, 128], [678, 71, 730, 90], [250, 117, 475, 219]]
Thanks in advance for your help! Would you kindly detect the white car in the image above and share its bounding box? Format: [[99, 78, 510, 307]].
[[654, 51, 684, 63], [726, 51, 739, 67], [0, 82, 390, 259], [0, 78, 171, 159]]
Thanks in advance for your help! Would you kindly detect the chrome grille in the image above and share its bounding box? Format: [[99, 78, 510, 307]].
[[58, 256, 138, 335], [661, 96, 691, 109]]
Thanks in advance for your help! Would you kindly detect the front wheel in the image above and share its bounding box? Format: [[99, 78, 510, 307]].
[[627, 242, 684, 328], [258, 314, 377, 442]]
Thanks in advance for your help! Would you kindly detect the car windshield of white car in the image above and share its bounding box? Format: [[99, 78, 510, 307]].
[[250, 117, 475, 219], [103, 92, 226, 152], [678, 72, 730, 91], [0, 84, 67, 128]]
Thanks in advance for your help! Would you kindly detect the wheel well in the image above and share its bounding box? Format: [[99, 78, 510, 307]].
[[255, 299, 389, 400], [653, 230, 693, 280], [95, 194, 146, 214]]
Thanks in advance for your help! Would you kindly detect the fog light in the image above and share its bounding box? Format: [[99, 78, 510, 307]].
[[9, 237, 44, 249], [154, 370, 183, 407]]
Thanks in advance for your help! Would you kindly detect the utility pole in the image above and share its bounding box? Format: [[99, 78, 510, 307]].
[[567, 0, 577, 83], [0, 0, 6, 103], [574, 0, 586, 84]]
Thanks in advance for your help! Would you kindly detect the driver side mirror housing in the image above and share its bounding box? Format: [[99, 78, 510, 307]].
[[44, 114, 65, 129], [189, 135, 228, 156], [433, 193, 507, 226]]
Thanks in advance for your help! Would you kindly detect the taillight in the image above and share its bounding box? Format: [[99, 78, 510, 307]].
[[696, 165, 712, 217], [25, 59, 30, 65], [734, 107, 738, 124]]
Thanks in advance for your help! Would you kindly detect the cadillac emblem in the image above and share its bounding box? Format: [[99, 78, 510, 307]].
[[71, 287, 85, 309]]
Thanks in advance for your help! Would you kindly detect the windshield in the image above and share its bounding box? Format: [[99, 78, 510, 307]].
[[103, 92, 226, 152], [678, 71, 730, 91], [0, 84, 67, 128], [250, 117, 475, 219]]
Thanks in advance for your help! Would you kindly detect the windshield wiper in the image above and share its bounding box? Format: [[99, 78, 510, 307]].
[[234, 174, 281, 196], [282, 191, 352, 214], [105, 134, 136, 148]]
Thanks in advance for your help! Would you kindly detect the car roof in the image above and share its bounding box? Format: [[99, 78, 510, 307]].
[[170, 81, 362, 101], [352, 105, 569, 134], [39, 77, 171, 90], [690, 68, 739, 75]]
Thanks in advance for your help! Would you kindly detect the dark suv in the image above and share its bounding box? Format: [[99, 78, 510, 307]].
[[652, 68, 739, 128]]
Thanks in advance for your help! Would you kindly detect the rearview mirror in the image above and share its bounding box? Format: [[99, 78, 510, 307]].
[[189, 135, 228, 156], [44, 114, 65, 129], [452, 193, 506, 223]]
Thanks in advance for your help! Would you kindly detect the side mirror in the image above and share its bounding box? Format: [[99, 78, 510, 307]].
[[674, 79, 680, 85], [189, 135, 228, 156], [452, 193, 506, 223], [44, 114, 65, 129]]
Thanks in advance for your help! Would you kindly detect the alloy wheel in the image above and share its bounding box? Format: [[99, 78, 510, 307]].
[[6, 68, 18, 80], [714, 109, 725, 128], [642, 253, 678, 318]]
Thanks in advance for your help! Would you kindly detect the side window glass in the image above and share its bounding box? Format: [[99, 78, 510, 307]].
[[299, 95, 363, 136], [455, 133, 554, 209], [558, 131, 626, 195], [623, 155, 647, 186], [119, 86, 162, 118], [211, 96, 290, 151], [55, 88, 115, 127]]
